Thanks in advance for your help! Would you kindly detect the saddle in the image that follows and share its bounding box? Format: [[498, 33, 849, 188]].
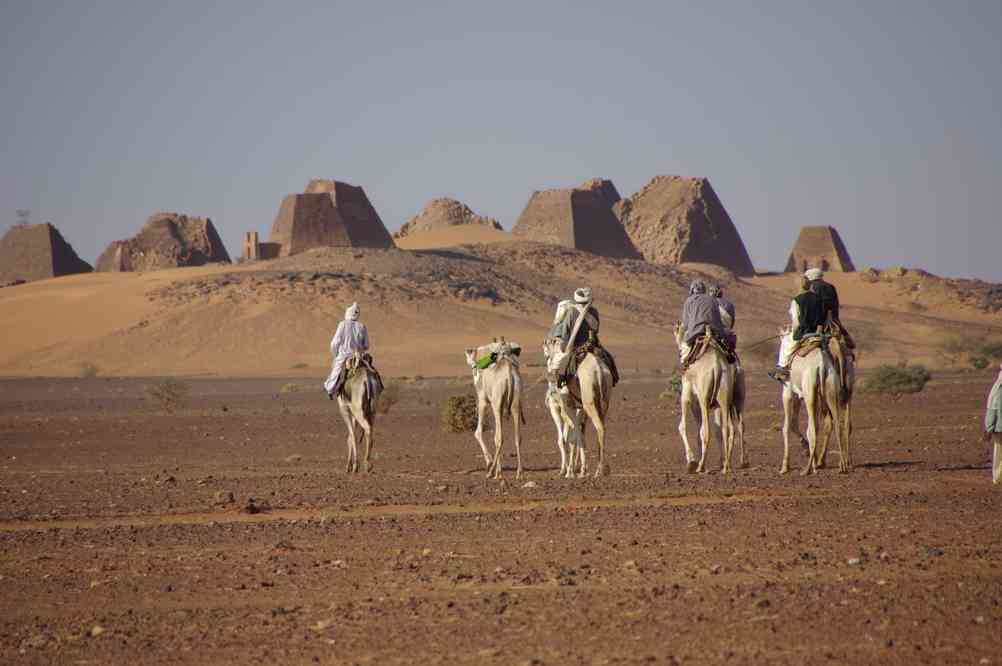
[[680, 327, 737, 373], [561, 331, 619, 387], [342, 352, 384, 397]]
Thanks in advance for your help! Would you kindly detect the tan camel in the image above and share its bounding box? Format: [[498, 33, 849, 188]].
[[336, 352, 382, 474], [673, 323, 735, 473], [464, 341, 524, 480], [543, 337, 614, 477], [779, 339, 844, 475]]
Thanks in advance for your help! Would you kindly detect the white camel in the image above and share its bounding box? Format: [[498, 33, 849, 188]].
[[673, 323, 736, 473], [779, 336, 845, 475], [542, 337, 613, 477], [337, 351, 382, 474], [812, 331, 855, 471], [545, 375, 585, 477], [464, 340, 525, 480]]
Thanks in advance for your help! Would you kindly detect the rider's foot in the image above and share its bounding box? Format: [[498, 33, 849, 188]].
[[326, 390, 335, 400], [768, 367, 790, 382]]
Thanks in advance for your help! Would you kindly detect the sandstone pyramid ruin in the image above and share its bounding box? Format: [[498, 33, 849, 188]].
[[0, 223, 92, 283], [511, 178, 640, 259], [614, 176, 755, 276], [784, 226, 855, 273], [268, 180, 394, 256], [394, 198, 502, 239], [96, 213, 230, 272]]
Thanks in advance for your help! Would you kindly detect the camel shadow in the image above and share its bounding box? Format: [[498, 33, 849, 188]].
[[856, 460, 921, 469]]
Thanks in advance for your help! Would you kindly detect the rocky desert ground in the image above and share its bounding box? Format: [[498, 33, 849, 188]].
[[1, 238, 1001, 664]]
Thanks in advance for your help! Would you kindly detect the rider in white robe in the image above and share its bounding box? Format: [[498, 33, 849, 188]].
[[323, 303, 370, 397]]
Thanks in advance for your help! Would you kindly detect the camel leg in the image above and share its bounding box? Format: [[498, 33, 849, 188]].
[[801, 386, 819, 476], [780, 386, 794, 475], [474, 397, 491, 470], [827, 384, 848, 474], [696, 394, 712, 474], [512, 399, 523, 480], [489, 403, 505, 480], [359, 413, 374, 473], [843, 400, 854, 470], [582, 402, 607, 478], [816, 411, 833, 469], [575, 415, 587, 478], [720, 400, 733, 475], [735, 408, 748, 469], [338, 400, 355, 474], [548, 394, 567, 476], [679, 386, 698, 473]]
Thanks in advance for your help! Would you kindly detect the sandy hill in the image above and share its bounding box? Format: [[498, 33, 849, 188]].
[[394, 198, 502, 240], [2, 241, 999, 378], [0, 223, 92, 283], [615, 176, 755, 276], [96, 213, 230, 272]]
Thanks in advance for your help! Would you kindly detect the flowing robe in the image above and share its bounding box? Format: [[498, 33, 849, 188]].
[[323, 320, 370, 394]]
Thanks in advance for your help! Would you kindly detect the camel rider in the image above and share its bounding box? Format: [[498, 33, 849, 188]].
[[679, 280, 726, 362], [805, 267, 855, 347], [769, 277, 824, 382], [549, 287, 619, 386], [709, 284, 737, 351], [323, 302, 370, 399]]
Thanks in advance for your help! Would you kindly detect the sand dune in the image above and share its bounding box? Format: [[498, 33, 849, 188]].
[[1, 245, 999, 378]]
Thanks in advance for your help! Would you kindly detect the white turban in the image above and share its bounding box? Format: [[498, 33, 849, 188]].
[[804, 268, 824, 281], [345, 302, 360, 321], [573, 287, 592, 304]]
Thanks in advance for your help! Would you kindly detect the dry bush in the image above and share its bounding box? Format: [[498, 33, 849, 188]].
[[971, 356, 989, 370], [976, 339, 1002, 360], [79, 361, 100, 378], [377, 382, 400, 414], [865, 365, 931, 395], [442, 394, 479, 433], [146, 378, 190, 413], [659, 371, 683, 400], [289, 362, 308, 369]]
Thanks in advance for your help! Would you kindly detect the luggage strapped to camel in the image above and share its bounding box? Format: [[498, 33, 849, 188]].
[[340, 352, 384, 398]]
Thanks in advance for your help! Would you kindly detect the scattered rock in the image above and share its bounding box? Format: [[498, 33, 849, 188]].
[[521, 481, 539, 489], [213, 490, 235, 505], [284, 454, 303, 463], [243, 498, 270, 514], [89, 625, 105, 638]]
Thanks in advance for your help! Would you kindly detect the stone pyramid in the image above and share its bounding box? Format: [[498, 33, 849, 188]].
[[268, 179, 395, 256], [0, 223, 92, 282], [511, 178, 639, 259], [395, 198, 502, 239], [614, 176, 755, 276], [96, 213, 230, 272], [784, 226, 855, 273]]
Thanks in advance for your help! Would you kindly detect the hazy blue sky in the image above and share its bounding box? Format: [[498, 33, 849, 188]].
[[2, 1, 999, 280]]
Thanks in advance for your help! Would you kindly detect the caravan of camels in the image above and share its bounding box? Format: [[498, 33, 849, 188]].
[[326, 268, 856, 480]]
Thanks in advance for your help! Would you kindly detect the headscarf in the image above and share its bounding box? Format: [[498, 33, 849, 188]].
[[689, 279, 706, 296], [345, 302, 360, 321], [804, 268, 824, 281], [573, 287, 592, 304]]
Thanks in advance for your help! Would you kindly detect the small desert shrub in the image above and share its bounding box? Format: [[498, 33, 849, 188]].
[[442, 394, 479, 433], [79, 361, 100, 378], [289, 362, 308, 369], [865, 364, 931, 395], [146, 378, 190, 413], [660, 371, 683, 400], [975, 339, 1002, 360], [377, 382, 400, 414], [970, 356, 989, 370]]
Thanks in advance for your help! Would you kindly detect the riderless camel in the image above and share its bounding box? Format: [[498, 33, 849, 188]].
[[673, 323, 736, 473], [464, 340, 525, 480], [337, 351, 382, 474], [545, 372, 584, 478]]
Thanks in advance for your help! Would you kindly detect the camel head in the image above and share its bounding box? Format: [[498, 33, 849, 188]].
[[464, 348, 477, 369], [672, 322, 684, 347], [542, 336, 562, 360]]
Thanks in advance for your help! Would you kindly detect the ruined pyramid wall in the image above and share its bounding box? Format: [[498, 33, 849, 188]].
[[614, 176, 755, 276], [394, 198, 502, 239], [269, 180, 394, 256], [0, 223, 92, 282], [784, 226, 855, 273], [511, 178, 640, 259], [96, 213, 230, 272]]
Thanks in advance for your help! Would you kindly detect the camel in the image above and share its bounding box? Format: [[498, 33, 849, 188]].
[[545, 374, 585, 477], [542, 336, 613, 477], [464, 340, 524, 480], [673, 323, 736, 473], [778, 336, 845, 475], [336, 352, 382, 474], [786, 330, 855, 473]]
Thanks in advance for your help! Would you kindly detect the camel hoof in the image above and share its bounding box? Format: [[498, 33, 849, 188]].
[[686, 461, 698, 474], [739, 461, 750, 469], [800, 466, 815, 477], [779, 466, 789, 475]]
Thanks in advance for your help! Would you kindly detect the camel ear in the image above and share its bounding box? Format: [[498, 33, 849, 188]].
[[464, 348, 474, 356]]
